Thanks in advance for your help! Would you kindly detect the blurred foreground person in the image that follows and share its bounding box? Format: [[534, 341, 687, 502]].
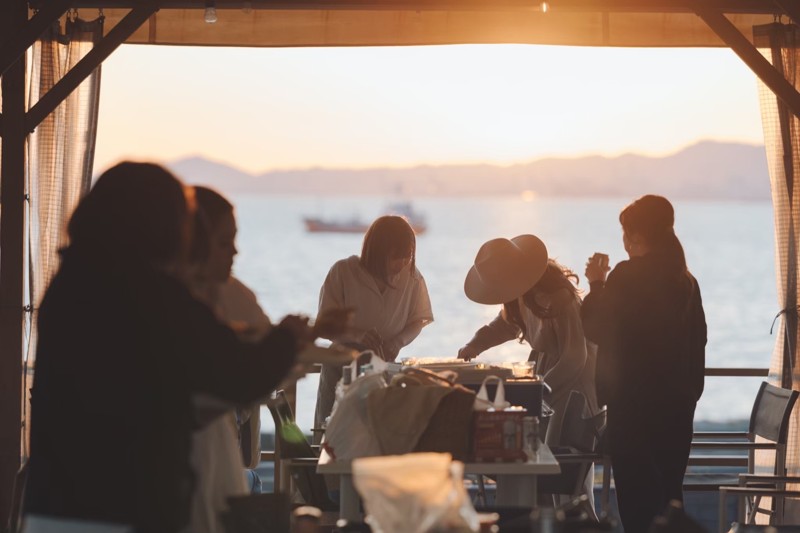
[[187, 186, 274, 533], [24, 163, 344, 533], [582, 195, 706, 533], [314, 215, 433, 435]]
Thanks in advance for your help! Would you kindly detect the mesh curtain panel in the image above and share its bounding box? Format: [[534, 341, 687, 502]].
[[23, 15, 103, 456], [755, 21, 800, 522]]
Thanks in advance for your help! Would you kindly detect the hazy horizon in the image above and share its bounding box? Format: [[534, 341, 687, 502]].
[[95, 44, 764, 175]]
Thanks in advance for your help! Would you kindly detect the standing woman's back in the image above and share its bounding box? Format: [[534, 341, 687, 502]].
[[581, 194, 706, 533]]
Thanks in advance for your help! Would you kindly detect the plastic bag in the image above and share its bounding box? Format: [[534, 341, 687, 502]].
[[322, 372, 387, 461], [352, 453, 480, 533]]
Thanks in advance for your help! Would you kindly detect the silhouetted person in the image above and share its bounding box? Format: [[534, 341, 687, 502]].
[[24, 162, 341, 533], [582, 195, 706, 533]]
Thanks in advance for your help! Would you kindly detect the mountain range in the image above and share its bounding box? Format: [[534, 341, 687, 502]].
[[166, 140, 770, 201]]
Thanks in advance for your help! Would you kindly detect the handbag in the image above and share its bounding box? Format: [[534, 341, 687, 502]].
[[473, 375, 511, 411], [366, 368, 475, 461]]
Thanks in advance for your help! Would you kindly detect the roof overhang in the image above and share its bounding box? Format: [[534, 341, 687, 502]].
[[59, 1, 793, 47]]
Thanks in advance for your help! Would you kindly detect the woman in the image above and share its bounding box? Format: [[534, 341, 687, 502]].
[[188, 186, 273, 533], [24, 163, 344, 533], [582, 194, 706, 533], [314, 215, 434, 433], [457, 234, 598, 446]]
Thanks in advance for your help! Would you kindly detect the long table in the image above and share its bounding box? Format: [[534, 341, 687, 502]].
[[317, 444, 561, 521]]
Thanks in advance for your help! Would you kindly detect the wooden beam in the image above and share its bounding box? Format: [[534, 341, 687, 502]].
[[0, 0, 73, 78], [25, 3, 161, 132], [776, 0, 800, 27], [698, 9, 800, 118], [0, 0, 28, 526], [54, 0, 800, 15]]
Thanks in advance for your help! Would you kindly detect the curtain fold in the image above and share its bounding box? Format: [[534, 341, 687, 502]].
[[755, 21, 800, 523], [23, 15, 103, 457]]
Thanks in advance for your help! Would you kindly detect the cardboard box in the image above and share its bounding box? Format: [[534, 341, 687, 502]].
[[471, 409, 528, 462]]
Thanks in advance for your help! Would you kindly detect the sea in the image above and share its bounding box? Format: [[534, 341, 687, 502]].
[[226, 194, 778, 433]]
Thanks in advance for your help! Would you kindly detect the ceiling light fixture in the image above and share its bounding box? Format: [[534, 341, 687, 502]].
[[204, 0, 218, 23]]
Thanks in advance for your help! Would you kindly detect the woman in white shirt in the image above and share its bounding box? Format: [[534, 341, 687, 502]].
[[314, 215, 434, 433]]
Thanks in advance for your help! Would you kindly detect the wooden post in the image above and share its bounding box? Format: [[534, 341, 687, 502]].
[[0, 0, 28, 524]]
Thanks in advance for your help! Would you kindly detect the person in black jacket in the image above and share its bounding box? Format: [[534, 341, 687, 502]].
[[24, 162, 346, 533], [582, 194, 706, 533]]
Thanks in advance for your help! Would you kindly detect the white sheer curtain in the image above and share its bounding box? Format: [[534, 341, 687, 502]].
[[755, 21, 800, 522], [23, 14, 103, 456]]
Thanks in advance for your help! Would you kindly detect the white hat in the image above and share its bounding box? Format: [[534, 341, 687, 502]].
[[464, 235, 548, 305]]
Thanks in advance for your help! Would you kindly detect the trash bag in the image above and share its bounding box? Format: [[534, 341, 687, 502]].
[[352, 452, 480, 533]]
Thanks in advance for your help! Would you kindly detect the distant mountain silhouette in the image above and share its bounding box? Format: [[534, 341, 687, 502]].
[[167, 140, 770, 201]]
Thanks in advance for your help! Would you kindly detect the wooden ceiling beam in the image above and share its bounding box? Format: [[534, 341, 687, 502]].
[[25, 3, 161, 131], [0, 0, 73, 77], [56, 0, 797, 14], [698, 8, 800, 117], [776, 0, 800, 26]]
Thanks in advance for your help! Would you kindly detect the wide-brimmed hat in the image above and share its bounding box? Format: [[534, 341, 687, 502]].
[[464, 235, 548, 305]]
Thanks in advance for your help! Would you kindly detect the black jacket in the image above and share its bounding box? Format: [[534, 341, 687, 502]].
[[581, 252, 706, 413], [25, 249, 297, 533]]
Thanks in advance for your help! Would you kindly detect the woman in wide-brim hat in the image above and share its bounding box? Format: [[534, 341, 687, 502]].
[[458, 234, 598, 446]]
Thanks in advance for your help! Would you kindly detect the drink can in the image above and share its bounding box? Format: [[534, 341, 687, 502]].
[[523, 416, 539, 453]]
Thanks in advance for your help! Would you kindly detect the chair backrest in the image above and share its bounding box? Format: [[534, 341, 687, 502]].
[[266, 390, 317, 460], [558, 390, 606, 454], [749, 382, 799, 444]]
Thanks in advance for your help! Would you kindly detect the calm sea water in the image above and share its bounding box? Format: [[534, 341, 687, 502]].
[[228, 194, 778, 431]]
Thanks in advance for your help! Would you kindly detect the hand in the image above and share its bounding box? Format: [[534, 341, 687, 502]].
[[584, 253, 610, 284], [382, 337, 403, 362], [360, 328, 383, 354], [277, 314, 312, 345], [458, 345, 480, 361], [311, 307, 354, 340]]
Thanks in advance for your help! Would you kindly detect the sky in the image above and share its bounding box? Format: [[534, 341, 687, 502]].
[[94, 44, 765, 175]]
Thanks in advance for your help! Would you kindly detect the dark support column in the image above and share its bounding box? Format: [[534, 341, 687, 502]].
[[698, 8, 800, 118], [0, 0, 73, 78], [0, 0, 28, 526], [26, 3, 161, 131]]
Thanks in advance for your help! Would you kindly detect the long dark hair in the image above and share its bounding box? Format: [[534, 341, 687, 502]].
[[619, 194, 688, 275], [67, 162, 191, 269], [503, 259, 579, 337], [360, 215, 416, 284]]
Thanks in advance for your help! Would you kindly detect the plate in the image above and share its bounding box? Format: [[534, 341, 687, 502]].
[[298, 344, 359, 365]]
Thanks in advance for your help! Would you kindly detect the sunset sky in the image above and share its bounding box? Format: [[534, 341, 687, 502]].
[[94, 44, 764, 174]]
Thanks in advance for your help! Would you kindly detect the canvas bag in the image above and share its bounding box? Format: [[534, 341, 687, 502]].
[[366, 367, 475, 461], [473, 375, 511, 411]]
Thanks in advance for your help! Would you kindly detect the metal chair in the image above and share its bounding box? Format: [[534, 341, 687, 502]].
[[266, 390, 338, 512], [686, 381, 799, 527], [537, 390, 611, 516]]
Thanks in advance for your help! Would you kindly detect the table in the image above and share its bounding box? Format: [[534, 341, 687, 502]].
[[317, 444, 561, 521]]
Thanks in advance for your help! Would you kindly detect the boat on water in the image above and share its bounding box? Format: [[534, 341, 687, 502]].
[[303, 201, 428, 234]]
